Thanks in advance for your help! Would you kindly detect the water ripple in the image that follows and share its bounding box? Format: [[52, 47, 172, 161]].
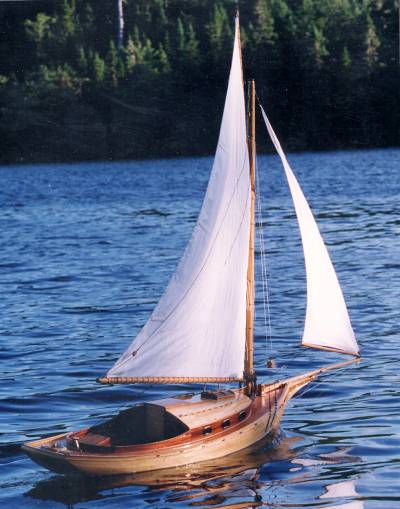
[[0, 150, 399, 507]]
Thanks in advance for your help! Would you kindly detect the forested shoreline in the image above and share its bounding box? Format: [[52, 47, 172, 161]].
[[0, 0, 398, 164]]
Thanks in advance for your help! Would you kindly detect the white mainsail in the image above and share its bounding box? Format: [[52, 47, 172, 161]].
[[107, 17, 250, 379], [260, 106, 359, 356]]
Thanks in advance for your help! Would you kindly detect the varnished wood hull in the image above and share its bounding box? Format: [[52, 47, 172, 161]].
[[22, 372, 312, 476], [24, 413, 270, 475]]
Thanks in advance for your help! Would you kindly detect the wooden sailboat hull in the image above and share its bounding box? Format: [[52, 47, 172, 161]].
[[24, 416, 270, 476], [22, 372, 312, 477]]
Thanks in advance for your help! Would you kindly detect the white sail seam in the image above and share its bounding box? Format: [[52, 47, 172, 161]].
[[224, 179, 251, 265]]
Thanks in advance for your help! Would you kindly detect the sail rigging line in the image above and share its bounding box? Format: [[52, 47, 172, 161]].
[[253, 91, 272, 355], [258, 364, 287, 385], [292, 378, 327, 400], [111, 153, 250, 371], [293, 362, 354, 400], [255, 156, 273, 354]]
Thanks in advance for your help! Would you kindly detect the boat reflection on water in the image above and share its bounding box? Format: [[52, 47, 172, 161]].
[[26, 435, 363, 508]]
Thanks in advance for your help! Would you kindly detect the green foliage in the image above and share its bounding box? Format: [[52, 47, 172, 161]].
[[24, 13, 55, 61], [91, 52, 106, 83], [0, 0, 398, 163], [19, 62, 83, 122], [365, 13, 380, 66], [128, 35, 170, 75], [24, 12, 53, 44], [206, 3, 233, 62], [253, 0, 276, 45], [77, 47, 88, 73], [60, 0, 76, 37], [125, 37, 137, 73], [106, 41, 120, 88], [176, 17, 200, 71], [0, 75, 9, 87], [312, 24, 329, 67], [342, 46, 351, 67]]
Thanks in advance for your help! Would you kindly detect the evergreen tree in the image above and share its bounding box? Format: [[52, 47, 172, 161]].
[[24, 13, 55, 62], [91, 51, 106, 84], [365, 11, 380, 66], [125, 36, 137, 73], [106, 40, 119, 88], [0, 0, 398, 163], [342, 46, 351, 68], [206, 3, 233, 64], [176, 18, 200, 64], [253, 0, 276, 46]]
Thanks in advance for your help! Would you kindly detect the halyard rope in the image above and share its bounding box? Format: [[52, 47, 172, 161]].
[[255, 157, 273, 354]]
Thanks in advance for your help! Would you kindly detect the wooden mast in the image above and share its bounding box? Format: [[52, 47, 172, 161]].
[[245, 79, 256, 393]]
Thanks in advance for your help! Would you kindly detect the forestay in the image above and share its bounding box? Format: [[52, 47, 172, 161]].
[[107, 17, 250, 379], [260, 106, 359, 356]]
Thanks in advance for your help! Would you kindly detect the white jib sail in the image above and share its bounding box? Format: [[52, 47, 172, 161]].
[[260, 106, 359, 356], [107, 18, 250, 378]]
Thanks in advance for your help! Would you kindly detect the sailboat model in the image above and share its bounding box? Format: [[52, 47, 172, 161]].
[[23, 15, 360, 476]]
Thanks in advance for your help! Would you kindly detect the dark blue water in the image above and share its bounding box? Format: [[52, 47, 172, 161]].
[[1, 149, 399, 508]]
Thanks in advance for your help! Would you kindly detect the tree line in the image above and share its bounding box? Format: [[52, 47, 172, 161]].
[[0, 0, 398, 164]]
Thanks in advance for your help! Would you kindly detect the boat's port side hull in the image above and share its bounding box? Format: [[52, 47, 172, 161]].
[[23, 403, 274, 475], [22, 376, 310, 476]]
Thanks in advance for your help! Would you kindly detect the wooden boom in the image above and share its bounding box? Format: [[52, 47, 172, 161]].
[[97, 376, 243, 385], [302, 342, 361, 357]]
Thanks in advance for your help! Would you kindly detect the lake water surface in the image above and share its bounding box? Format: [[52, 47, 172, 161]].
[[0, 148, 399, 508]]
